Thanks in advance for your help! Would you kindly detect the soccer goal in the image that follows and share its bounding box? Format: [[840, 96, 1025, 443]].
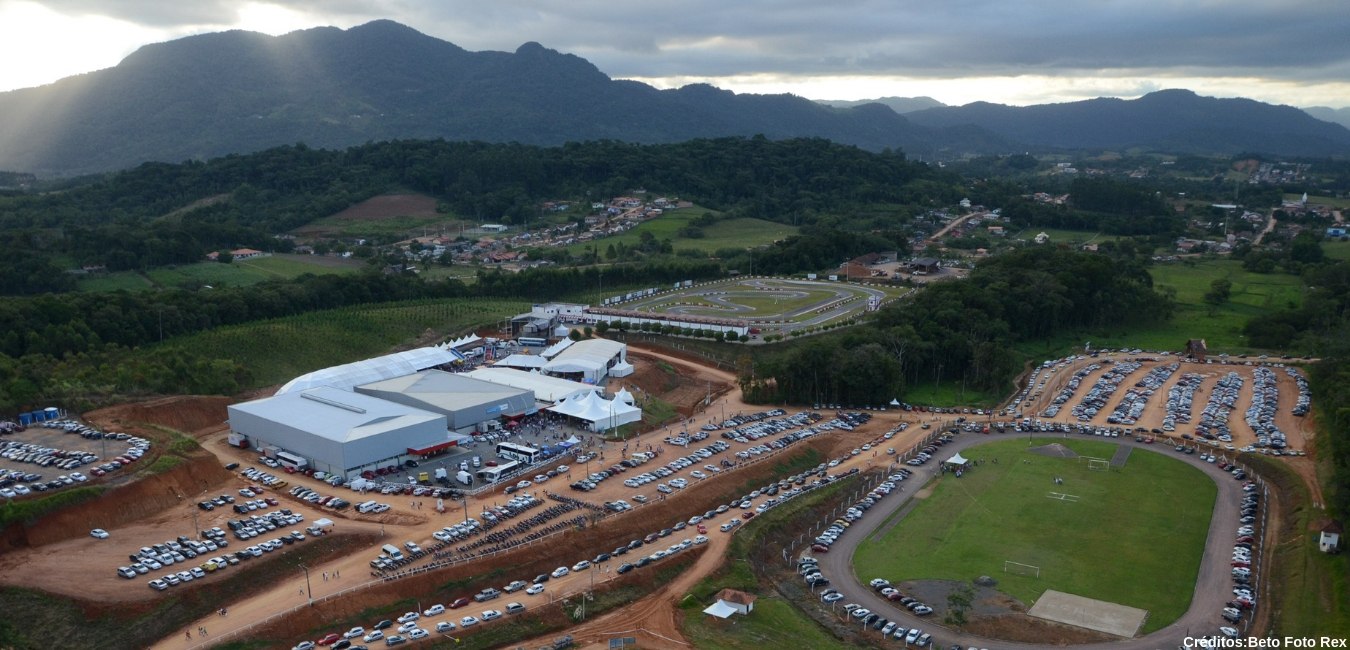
[[1004, 561, 1041, 578], [1087, 458, 1109, 471]]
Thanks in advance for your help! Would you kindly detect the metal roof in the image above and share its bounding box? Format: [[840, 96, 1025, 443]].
[[357, 370, 532, 412], [277, 346, 463, 394], [465, 367, 601, 403], [230, 386, 446, 443], [543, 338, 626, 374]]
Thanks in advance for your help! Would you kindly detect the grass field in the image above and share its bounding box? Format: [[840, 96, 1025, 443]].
[[853, 438, 1215, 633], [901, 379, 1001, 409], [78, 255, 363, 292], [1285, 193, 1350, 209], [1005, 227, 1128, 246], [563, 210, 799, 257], [1324, 240, 1350, 261], [159, 298, 528, 388]]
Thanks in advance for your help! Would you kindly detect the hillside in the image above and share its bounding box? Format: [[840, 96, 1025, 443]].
[[816, 96, 947, 113], [3, 21, 1347, 175], [906, 90, 1350, 156], [0, 20, 988, 175]]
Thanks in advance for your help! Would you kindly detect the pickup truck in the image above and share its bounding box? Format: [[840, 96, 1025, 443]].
[[474, 588, 501, 602]]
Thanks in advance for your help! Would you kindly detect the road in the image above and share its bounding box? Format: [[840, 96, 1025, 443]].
[[927, 211, 987, 243], [819, 432, 1253, 650]]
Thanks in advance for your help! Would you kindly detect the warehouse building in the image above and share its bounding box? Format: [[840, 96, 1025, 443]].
[[356, 370, 534, 434], [465, 367, 601, 404], [277, 346, 464, 394], [542, 338, 633, 382], [226, 386, 450, 478]]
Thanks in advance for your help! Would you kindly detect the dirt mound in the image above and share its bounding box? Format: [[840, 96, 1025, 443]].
[[1028, 443, 1078, 458], [0, 454, 233, 550], [618, 351, 730, 421], [86, 395, 234, 437]]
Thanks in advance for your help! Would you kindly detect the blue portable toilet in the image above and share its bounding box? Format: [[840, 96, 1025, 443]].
[[18, 412, 33, 426], [30, 410, 46, 423], [43, 407, 60, 420]]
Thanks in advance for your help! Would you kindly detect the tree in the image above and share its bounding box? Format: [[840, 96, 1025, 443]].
[[217, 251, 234, 264], [595, 321, 610, 334], [568, 329, 582, 341], [1204, 277, 1233, 305], [945, 583, 974, 626], [582, 326, 593, 338]]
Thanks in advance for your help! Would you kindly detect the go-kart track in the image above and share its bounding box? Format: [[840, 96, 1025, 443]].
[[619, 278, 896, 335]]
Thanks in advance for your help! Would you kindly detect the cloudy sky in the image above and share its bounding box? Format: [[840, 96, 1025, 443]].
[[2, 0, 1348, 107]]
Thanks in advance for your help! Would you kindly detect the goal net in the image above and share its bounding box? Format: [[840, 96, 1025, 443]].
[[1087, 459, 1109, 471], [1004, 561, 1040, 578]]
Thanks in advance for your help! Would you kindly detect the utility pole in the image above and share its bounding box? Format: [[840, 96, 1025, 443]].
[[300, 564, 313, 606]]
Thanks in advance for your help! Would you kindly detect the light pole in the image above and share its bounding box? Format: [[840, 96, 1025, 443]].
[[300, 563, 313, 606]]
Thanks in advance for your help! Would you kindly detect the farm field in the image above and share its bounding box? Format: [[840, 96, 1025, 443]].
[[1005, 227, 1127, 246], [158, 298, 528, 388], [77, 255, 363, 292], [564, 210, 799, 256], [291, 193, 461, 240], [1284, 193, 1350, 209], [853, 438, 1215, 633]]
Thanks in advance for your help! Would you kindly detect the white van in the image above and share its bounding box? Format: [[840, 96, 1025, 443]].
[[381, 544, 405, 562], [357, 500, 379, 513]]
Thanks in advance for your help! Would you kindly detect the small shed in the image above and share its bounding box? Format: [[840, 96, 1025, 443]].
[[712, 589, 757, 615], [1320, 521, 1342, 553]]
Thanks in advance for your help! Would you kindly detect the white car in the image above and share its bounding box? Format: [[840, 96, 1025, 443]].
[[460, 616, 479, 627], [526, 583, 545, 595], [692, 535, 708, 545], [481, 609, 502, 621], [343, 627, 365, 639], [423, 604, 445, 617], [396, 611, 419, 623], [408, 628, 429, 640], [551, 566, 570, 579], [435, 621, 455, 633], [572, 560, 591, 572], [90, 528, 110, 539], [397, 621, 417, 634]]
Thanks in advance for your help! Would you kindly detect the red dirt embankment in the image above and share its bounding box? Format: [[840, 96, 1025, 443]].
[[0, 453, 233, 551], [86, 395, 234, 437]]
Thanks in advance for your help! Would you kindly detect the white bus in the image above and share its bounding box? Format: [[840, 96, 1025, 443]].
[[476, 460, 520, 484], [275, 451, 308, 471], [517, 336, 547, 349], [496, 442, 542, 464]]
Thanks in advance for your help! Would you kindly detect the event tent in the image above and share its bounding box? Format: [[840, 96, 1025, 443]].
[[547, 391, 642, 431], [945, 453, 969, 466]]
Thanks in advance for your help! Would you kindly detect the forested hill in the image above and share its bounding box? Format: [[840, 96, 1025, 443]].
[[0, 20, 991, 175], [0, 137, 944, 295], [906, 89, 1350, 157]]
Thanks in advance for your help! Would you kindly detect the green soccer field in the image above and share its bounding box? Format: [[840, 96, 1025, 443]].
[[853, 438, 1215, 633]]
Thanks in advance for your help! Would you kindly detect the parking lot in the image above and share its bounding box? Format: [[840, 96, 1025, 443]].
[[0, 418, 145, 499]]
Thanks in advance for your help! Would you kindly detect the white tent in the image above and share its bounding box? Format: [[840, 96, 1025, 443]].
[[495, 354, 548, 370], [946, 453, 969, 466], [609, 359, 635, 378], [703, 601, 739, 619], [547, 391, 642, 431], [613, 387, 636, 405], [889, 398, 901, 406]]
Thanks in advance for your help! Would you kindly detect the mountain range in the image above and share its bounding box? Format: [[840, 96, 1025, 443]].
[[0, 20, 1347, 176]]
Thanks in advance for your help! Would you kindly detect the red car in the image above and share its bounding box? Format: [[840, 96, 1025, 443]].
[[741, 512, 755, 520], [697, 525, 707, 534], [811, 544, 829, 553], [317, 632, 341, 646], [448, 596, 471, 609]]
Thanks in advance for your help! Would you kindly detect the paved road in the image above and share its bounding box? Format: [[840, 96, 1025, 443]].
[[818, 431, 1252, 650]]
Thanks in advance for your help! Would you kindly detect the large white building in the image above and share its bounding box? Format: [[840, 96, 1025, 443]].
[[356, 370, 534, 434], [227, 386, 450, 477], [542, 338, 633, 382]]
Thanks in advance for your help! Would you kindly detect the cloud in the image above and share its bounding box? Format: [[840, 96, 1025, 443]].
[[5, 0, 1349, 104]]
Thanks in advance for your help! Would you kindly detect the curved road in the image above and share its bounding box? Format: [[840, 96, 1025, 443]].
[[819, 432, 1250, 650]]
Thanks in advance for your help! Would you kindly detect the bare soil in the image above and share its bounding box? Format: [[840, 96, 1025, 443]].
[[291, 193, 445, 237]]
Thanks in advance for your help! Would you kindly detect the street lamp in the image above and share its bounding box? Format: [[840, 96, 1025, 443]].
[[300, 563, 313, 606]]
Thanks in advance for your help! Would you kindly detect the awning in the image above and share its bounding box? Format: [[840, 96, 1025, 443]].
[[703, 601, 739, 619], [946, 453, 969, 466], [408, 440, 458, 455]]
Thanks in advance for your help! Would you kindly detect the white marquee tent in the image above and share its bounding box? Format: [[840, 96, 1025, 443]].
[[547, 390, 641, 431]]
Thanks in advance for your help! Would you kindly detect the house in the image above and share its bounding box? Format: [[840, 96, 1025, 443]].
[[1328, 227, 1348, 239], [987, 225, 1005, 237], [1034, 232, 1050, 244], [702, 589, 757, 618], [231, 248, 265, 260], [1320, 521, 1342, 553], [909, 257, 941, 275], [1185, 339, 1208, 363]]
